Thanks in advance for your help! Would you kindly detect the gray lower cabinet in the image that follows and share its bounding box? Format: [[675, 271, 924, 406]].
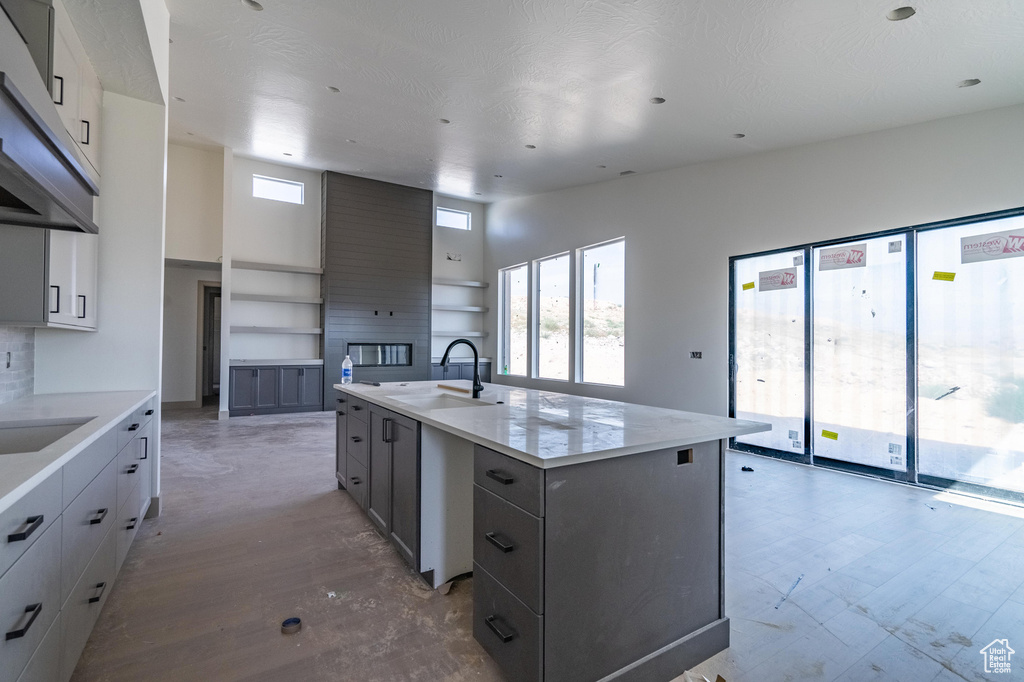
[[0, 396, 156, 682], [472, 440, 729, 682], [229, 365, 323, 416], [430, 361, 491, 383], [335, 396, 348, 489], [343, 401, 420, 572]]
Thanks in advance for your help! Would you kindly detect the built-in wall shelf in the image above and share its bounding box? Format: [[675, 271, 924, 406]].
[[432, 304, 489, 313], [433, 278, 489, 288], [165, 258, 222, 270], [232, 293, 324, 305], [229, 358, 323, 366], [232, 260, 323, 275], [432, 330, 488, 338], [230, 326, 323, 335]]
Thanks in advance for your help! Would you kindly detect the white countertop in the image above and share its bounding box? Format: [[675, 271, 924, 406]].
[[334, 380, 769, 469], [0, 391, 155, 514]]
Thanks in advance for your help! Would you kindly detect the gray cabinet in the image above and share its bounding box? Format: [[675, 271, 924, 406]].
[[367, 406, 391, 535], [228, 364, 322, 416], [430, 361, 491, 383], [335, 394, 348, 489], [345, 396, 369, 511]]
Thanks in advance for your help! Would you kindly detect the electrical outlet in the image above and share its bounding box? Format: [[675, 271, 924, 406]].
[[5, 352, 10, 369], [690, 351, 702, 359]]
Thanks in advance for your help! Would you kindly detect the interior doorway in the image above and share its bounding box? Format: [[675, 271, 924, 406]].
[[200, 284, 222, 407]]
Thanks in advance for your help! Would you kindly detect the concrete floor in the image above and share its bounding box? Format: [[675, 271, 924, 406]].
[[73, 408, 1024, 681]]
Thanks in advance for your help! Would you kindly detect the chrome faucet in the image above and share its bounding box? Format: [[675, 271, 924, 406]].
[[440, 338, 484, 398]]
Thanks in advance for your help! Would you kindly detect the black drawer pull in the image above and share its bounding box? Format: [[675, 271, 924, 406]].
[[350, 477, 361, 485], [53, 75, 64, 105], [126, 517, 138, 530], [126, 464, 139, 475], [484, 615, 516, 643], [78, 294, 86, 318], [351, 436, 362, 443], [89, 508, 108, 525], [8, 515, 43, 542], [485, 532, 515, 553], [145, 409, 154, 416], [88, 582, 107, 604], [337, 397, 346, 403], [128, 423, 140, 431], [5, 603, 42, 640], [337, 410, 346, 416], [352, 405, 362, 411], [486, 469, 514, 485]]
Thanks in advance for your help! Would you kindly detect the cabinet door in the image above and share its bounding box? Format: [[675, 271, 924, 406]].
[[73, 233, 97, 329], [430, 364, 444, 380], [389, 411, 420, 569], [335, 405, 348, 488], [278, 367, 302, 407], [254, 368, 279, 409], [228, 368, 256, 411], [77, 62, 102, 172], [47, 230, 77, 326], [367, 406, 390, 535], [300, 367, 323, 407], [51, 12, 81, 138]]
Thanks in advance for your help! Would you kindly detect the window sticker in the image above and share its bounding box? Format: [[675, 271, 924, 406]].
[[819, 244, 867, 271]]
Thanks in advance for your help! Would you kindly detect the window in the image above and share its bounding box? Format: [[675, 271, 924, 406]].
[[436, 207, 471, 230], [499, 264, 529, 376], [535, 254, 571, 380], [578, 238, 625, 386], [252, 175, 304, 204]]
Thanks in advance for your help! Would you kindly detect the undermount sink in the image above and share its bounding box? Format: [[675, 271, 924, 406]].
[[393, 393, 496, 411], [0, 417, 93, 455]]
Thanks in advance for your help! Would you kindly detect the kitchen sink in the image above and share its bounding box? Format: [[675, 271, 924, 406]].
[[393, 393, 496, 411], [0, 417, 93, 455]]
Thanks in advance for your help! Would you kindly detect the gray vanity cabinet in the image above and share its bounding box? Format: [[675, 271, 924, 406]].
[[279, 366, 323, 408], [367, 406, 391, 535], [229, 365, 323, 416], [363, 404, 420, 571], [228, 366, 277, 412]]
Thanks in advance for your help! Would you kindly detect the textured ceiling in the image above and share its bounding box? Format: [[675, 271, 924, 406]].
[[164, 0, 1024, 202]]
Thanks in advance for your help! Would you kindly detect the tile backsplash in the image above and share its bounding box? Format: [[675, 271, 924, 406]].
[[0, 326, 34, 404]]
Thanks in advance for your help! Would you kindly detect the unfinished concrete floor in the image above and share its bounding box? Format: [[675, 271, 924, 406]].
[[72, 408, 1024, 681]]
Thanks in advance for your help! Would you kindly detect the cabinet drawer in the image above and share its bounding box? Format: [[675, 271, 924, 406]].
[[1, 469, 61, 579], [61, 427, 115, 511], [115, 436, 143, 513], [474, 445, 544, 517], [114, 412, 143, 455], [347, 396, 369, 423], [61, 458, 116, 604], [61, 524, 115, 682], [346, 456, 367, 511], [473, 563, 542, 682], [14, 611, 60, 682], [115, 480, 142, 575], [346, 416, 368, 467], [473, 486, 543, 614], [0, 521, 61, 682], [134, 397, 156, 428]]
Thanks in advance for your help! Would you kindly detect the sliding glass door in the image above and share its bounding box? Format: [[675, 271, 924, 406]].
[[812, 235, 908, 471]]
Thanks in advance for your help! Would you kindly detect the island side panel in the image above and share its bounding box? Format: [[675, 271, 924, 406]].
[[543, 439, 727, 682]]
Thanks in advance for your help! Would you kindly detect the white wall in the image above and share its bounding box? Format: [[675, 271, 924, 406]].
[[433, 195, 485, 282], [162, 266, 220, 403], [484, 104, 1024, 415], [166, 143, 223, 262]]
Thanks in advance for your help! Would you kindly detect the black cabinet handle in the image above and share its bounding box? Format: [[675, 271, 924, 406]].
[[383, 418, 393, 443], [126, 463, 139, 475], [128, 423, 140, 431], [89, 508, 108, 525], [81, 119, 90, 145], [7, 515, 43, 542], [486, 469, 514, 485], [49, 285, 60, 314], [484, 615, 516, 643], [88, 582, 107, 604], [352, 405, 362, 411], [77, 294, 86, 319], [337, 397, 346, 403], [53, 75, 64, 105], [140, 437, 148, 459], [126, 517, 138, 530], [145, 409, 154, 416], [485, 532, 515, 553], [337, 410, 346, 416], [350, 477, 361, 485], [5, 603, 42, 640], [350, 436, 362, 443]]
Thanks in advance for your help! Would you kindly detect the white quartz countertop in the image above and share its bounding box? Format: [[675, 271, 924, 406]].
[[0, 391, 156, 514], [334, 380, 769, 469]]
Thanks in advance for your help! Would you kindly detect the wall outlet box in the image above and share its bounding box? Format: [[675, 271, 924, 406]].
[[446, 252, 462, 261], [690, 351, 702, 359]]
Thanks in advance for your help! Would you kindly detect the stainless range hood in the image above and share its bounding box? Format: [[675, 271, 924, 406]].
[[0, 70, 98, 233]]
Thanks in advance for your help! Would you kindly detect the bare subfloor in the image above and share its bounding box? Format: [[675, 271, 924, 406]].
[[73, 408, 1024, 682]]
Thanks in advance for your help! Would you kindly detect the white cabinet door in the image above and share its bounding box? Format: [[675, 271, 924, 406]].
[[77, 64, 101, 173], [74, 233, 97, 328], [47, 230, 77, 326], [50, 8, 81, 140]]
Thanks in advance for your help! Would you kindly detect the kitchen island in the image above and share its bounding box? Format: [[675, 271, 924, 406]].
[[333, 380, 768, 682]]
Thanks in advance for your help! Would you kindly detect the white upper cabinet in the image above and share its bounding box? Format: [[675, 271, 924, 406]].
[[50, 0, 101, 175]]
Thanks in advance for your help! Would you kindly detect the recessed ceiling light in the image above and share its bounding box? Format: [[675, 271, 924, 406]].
[[886, 6, 916, 21], [732, 133, 746, 139], [283, 152, 292, 156], [957, 78, 981, 88], [173, 96, 185, 102], [525, 144, 536, 149], [326, 86, 340, 93], [619, 170, 635, 176], [346, 139, 356, 143], [186, 132, 194, 136], [649, 97, 666, 104], [597, 165, 607, 169], [241, 0, 263, 10], [475, 192, 482, 196], [438, 118, 451, 125]]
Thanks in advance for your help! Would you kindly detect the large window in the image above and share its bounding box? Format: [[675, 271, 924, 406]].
[[579, 239, 625, 386], [729, 207, 1024, 502], [499, 264, 529, 376], [535, 254, 571, 380]]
